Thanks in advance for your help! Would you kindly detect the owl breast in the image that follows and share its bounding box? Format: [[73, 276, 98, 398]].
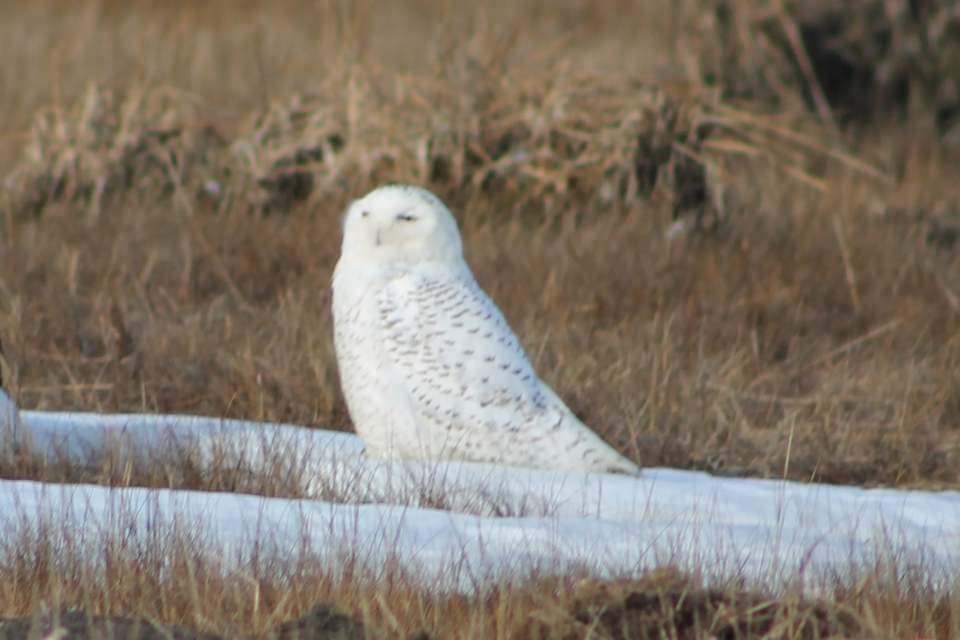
[[332, 262, 424, 457]]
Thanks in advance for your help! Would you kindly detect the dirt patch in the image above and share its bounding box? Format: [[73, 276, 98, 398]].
[[0, 610, 220, 640], [523, 571, 862, 639], [0, 605, 391, 640]]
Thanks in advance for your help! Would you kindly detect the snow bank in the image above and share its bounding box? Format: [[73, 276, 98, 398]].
[[1, 397, 958, 592]]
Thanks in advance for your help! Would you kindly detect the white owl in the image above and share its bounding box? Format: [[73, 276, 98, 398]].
[[332, 185, 639, 475]]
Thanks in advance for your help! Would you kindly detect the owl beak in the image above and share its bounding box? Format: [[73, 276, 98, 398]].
[[375, 229, 382, 246]]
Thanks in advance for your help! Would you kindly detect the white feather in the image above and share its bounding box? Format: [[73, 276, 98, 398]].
[[332, 185, 639, 475]]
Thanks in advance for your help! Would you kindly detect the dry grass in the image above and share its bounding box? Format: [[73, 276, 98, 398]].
[[0, 435, 561, 518], [686, 0, 960, 136], [1, 0, 959, 637], [1, 515, 958, 639], [2, 497, 958, 640]]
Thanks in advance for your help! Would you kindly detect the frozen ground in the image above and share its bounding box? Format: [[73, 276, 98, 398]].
[[1, 389, 958, 593]]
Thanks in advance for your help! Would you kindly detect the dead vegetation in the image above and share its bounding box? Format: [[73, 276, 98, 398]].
[[0, 435, 561, 519], [1, 79, 717, 222], [524, 571, 865, 639], [689, 0, 960, 137], [1, 518, 956, 640], [0, 0, 959, 637]]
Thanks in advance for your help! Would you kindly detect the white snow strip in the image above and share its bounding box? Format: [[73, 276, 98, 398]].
[[1, 390, 959, 592]]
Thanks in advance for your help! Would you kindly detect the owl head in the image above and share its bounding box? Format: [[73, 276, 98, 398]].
[[340, 185, 464, 264]]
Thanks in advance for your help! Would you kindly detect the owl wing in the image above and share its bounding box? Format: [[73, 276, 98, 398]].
[[374, 268, 639, 474], [376, 268, 549, 436]]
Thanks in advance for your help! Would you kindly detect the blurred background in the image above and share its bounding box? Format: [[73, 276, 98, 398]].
[[1, 0, 958, 487]]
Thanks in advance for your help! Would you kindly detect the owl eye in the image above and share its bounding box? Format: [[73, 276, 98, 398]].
[[396, 212, 418, 222], [361, 210, 370, 218]]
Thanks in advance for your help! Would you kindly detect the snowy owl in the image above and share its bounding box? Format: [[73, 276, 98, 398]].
[[0, 343, 20, 461], [332, 185, 639, 475], [0, 386, 19, 458]]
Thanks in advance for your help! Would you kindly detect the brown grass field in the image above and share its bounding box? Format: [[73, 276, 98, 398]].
[[1, 1, 959, 637]]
